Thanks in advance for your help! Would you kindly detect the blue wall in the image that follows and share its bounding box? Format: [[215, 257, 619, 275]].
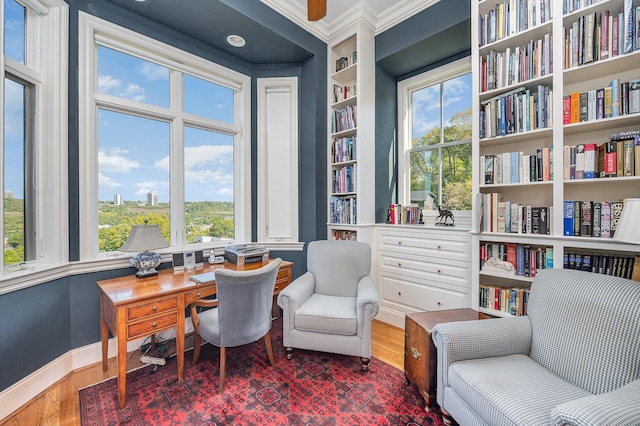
[[0, 0, 469, 394]]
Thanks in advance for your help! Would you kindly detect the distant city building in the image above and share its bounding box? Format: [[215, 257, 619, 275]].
[[114, 194, 122, 205], [147, 191, 158, 206]]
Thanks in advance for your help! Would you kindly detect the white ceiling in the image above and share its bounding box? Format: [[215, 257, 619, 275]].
[[261, 0, 441, 40]]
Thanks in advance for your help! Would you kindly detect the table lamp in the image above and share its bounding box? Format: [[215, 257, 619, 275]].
[[119, 222, 170, 278], [613, 198, 640, 244]]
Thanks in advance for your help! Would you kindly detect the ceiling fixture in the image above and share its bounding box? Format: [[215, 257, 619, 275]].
[[226, 34, 246, 48], [308, 0, 326, 21]]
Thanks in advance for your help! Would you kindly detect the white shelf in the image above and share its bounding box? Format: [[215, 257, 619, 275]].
[[472, 0, 640, 314]]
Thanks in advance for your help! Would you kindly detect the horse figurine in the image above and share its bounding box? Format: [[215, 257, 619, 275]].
[[435, 205, 455, 225]]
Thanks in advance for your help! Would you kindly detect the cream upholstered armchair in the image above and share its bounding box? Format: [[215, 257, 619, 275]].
[[277, 240, 380, 370]]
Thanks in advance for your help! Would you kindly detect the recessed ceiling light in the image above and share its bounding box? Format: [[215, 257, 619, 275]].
[[134, 0, 146, 2], [226, 34, 246, 48]]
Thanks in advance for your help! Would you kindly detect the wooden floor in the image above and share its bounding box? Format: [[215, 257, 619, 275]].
[[0, 319, 405, 426]]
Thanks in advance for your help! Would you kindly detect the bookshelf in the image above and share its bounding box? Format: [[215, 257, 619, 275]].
[[327, 26, 375, 242], [471, 0, 640, 317]]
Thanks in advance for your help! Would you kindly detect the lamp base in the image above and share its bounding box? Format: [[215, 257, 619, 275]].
[[130, 251, 163, 279]]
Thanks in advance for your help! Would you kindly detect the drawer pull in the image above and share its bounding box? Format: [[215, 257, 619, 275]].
[[437, 245, 442, 249], [397, 262, 402, 267], [152, 306, 157, 311], [152, 322, 157, 327], [411, 347, 421, 360], [437, 301, 442, 306], [398, 291, 402, 296], [398, 241, 402, 245], [275, 285, 279, 290], [437, 269, 442, 273]]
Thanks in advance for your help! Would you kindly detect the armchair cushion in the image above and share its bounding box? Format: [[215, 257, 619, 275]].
[[448, 354, 590, 426], [294, 294, 357, 335], [551, 379, 640, 426]]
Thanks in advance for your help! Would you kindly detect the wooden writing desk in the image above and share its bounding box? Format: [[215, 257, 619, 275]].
[[97, 259, 292, 408]]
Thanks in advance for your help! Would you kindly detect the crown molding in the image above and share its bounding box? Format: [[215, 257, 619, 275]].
[[375, 0, 441, 34], [261, 0, 438, 42]]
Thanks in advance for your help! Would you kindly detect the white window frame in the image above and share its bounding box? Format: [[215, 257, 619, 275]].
[[397, 57, 472, 223], [256, 77, 299, 244], [78, 13, 251, 261], [0, 0, 68, 281]]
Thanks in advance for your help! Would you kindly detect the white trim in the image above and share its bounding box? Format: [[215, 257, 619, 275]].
[[257, 77, 299, 243], [397, 57, 471, 207], [78, 13, 251, 259], [259, 0, 441, 40]]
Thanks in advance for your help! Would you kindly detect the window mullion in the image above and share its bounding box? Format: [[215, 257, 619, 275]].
[[169, 69, 184, 246]]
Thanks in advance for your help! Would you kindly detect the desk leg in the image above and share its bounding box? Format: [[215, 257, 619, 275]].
[[117, 329, 127, 408], [177, 298, 185, 381], [100, 295, 108, 372]]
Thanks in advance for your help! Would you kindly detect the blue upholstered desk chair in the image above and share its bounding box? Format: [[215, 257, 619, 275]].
[[277, 240, 379, 370], [190, 258, 282, 393]]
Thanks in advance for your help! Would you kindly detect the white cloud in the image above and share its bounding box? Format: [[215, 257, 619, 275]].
[[98, 172, 121, 189], [185, 168, 233, 185], [134, 181, 167, 197], [155, 145, 233, 172], [3, 80, 24, 139], [97, 75, 146, 102], [137, 62, 168, 81], [122, 83, 145, 102], [99, 148, 141, 173], [98, 75, 121, 93], [218, 187, 233, 196]]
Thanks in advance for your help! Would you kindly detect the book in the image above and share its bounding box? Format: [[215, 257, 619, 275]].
[[617, 140, 624, 177], [629, 80, 640, 114], [610, 129, 640, 141], [623, 139, 635, 176], [623, 0, 634, 53], [579, 92, 588, 121], [575, 144, 585, 179], [563, 95, 571, 124], [635, 137, 640, 176], [610, 79, 620, 117], [592, 202, 601, 237], [600, 201, 611, 238], [611, 201, 624, 236], [604, 86, 613, 118], [564, 200, 574, 236], [581, 201, 593, 237], [545, 247, 553, 269], [596, 88, 605, 119], [573, 200, 581, 236], [583, 143, 597, 178], [570, 91, 580, 123], [604, 141, 617, 176]]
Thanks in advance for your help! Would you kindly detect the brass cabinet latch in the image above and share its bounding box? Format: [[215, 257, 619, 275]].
[[411, 347, 421, 360]]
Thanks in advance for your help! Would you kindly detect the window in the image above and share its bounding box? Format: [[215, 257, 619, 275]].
[[79, 14, 250, 259], [398, 58, 472, 220], [2, 0, 68, 276]]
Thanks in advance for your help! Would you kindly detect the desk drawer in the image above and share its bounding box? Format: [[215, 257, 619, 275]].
[[127, 297, 177, 321], [274, 268, 291, 293], [128, 312, 178, 339]]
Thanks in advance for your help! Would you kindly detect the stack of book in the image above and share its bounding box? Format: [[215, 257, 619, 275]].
[[335, 50, 357, 72], [563, 3, 640, 70], [563, 80, 640, 125], [480, 242, 553, 276], [479, 193, 552, 235], [478, 0, 552, 47], [563, 251, 639, 280], [387, 204, 422, 225], [482, 147, 552, 184], [563, 200, 623, 238], [479, 285, 530, 316], [331, 104, 357, 133]]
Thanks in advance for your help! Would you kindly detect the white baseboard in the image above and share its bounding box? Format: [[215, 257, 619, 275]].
[[0, 317, 194, 422], [376, 307, 406, 329]]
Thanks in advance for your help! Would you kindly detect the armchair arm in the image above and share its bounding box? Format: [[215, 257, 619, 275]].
[[432, 316, 532, 406], [551, 379, 640, 426], [356, 275, 380, 333], [277, 272, 315, 332]]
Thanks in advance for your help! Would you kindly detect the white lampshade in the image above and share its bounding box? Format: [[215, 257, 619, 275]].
[[119, 224, 169, 252], [613, 199, 640, 244]]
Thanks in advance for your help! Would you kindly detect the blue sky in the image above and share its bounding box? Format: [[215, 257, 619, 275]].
[[411, 73, 472, 141], [97, 46, 235, 204]]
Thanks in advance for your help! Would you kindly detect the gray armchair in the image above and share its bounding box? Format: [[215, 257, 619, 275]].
[[190, 258, 282, 393], [277, 240, 380, 370], [432, 269, 640, 426]]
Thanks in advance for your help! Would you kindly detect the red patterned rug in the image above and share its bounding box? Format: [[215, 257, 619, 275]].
[[79, 319, 444, 425]]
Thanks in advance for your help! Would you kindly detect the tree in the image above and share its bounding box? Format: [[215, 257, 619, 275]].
[[209, 217, 234, 239]]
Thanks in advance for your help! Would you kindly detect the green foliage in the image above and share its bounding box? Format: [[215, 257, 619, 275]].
[[4, 246, 24, 265], [410, 108, 472, 210], [96, 201, 234, 252]]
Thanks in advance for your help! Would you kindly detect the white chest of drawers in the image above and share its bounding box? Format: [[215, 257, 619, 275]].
[[375, 225, 472, 328]]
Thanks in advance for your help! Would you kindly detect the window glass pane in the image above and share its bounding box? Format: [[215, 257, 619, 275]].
[[3, 77, 25, 265], [183, 127, 234, 244], [184, 74, 234, 123], [97, 109, 170, 252], [441, 144, 472, 210], [443, 73, 472, 143], [97, 46, 169, 108], [3, 0, 25, 64], [410, 149, 439, 211], [411, 84, 440, 147]]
